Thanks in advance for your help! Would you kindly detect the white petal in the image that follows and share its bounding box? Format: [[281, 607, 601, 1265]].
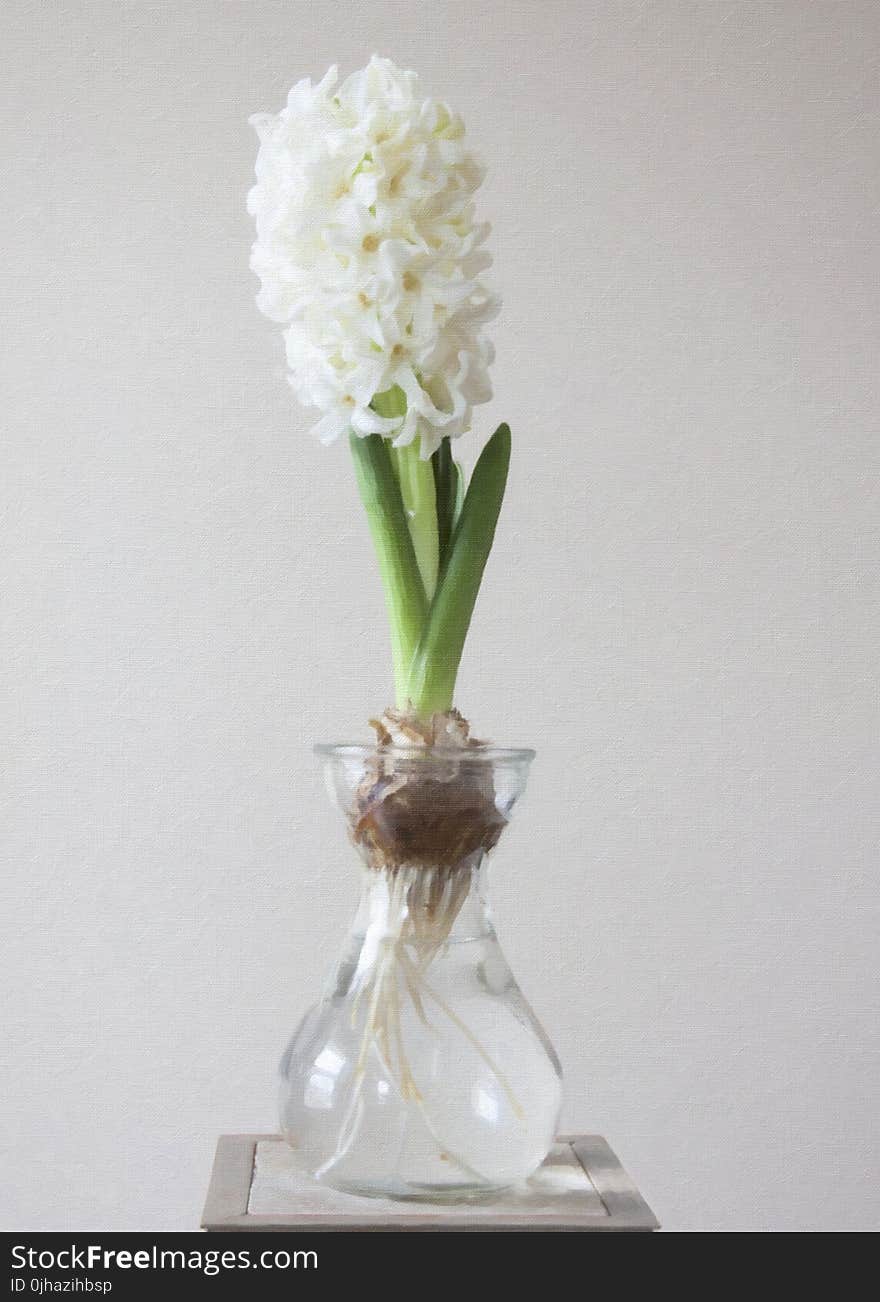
[[310, 409, 350, 445], [351, 408, 400, 435]]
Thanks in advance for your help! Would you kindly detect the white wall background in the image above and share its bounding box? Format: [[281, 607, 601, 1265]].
[[2, 0, 878, 1232]]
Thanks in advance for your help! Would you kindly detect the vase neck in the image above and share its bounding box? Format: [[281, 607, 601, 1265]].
[[352, 856, 492, 946]]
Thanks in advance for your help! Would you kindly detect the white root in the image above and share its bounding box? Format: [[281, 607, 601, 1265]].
[[318, 862, 524, 1187]]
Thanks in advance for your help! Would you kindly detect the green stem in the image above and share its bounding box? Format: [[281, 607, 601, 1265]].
[[372, 387, 439, 601], [349, 432, 427, 706], [407, 423, 511, 716], [390, 442, 439, 601]]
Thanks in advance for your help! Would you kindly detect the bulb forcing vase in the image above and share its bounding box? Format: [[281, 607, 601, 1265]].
[[279, 745, 562, 1200]]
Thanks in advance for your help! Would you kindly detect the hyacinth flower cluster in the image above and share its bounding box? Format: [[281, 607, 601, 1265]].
[[248, 57, 509, 721]]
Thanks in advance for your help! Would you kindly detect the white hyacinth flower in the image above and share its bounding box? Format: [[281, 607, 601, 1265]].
[[247, 56, 498, 458]]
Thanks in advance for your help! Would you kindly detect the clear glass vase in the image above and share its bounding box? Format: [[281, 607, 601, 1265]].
[[279, 743, 562, 1200]]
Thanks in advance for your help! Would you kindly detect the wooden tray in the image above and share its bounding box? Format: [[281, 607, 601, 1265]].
[[201, 1133, 658, 1232]]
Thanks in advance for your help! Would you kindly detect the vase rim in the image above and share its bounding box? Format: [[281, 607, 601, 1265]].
[[314, 742, 536, 765]]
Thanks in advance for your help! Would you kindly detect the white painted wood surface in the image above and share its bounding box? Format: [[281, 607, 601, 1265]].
[[201, 1134, 659, 1231]]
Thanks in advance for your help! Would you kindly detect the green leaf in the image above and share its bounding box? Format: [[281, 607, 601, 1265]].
[[407, 423, 511, 716], [452, 457, 465, 525], [432, 437, 457, 572]]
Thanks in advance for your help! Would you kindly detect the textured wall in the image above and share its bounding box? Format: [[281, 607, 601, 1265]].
[[2, 0, 878, 1231]]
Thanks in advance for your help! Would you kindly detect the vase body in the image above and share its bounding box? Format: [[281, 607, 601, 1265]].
[[279, 744, 562, 1200]]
